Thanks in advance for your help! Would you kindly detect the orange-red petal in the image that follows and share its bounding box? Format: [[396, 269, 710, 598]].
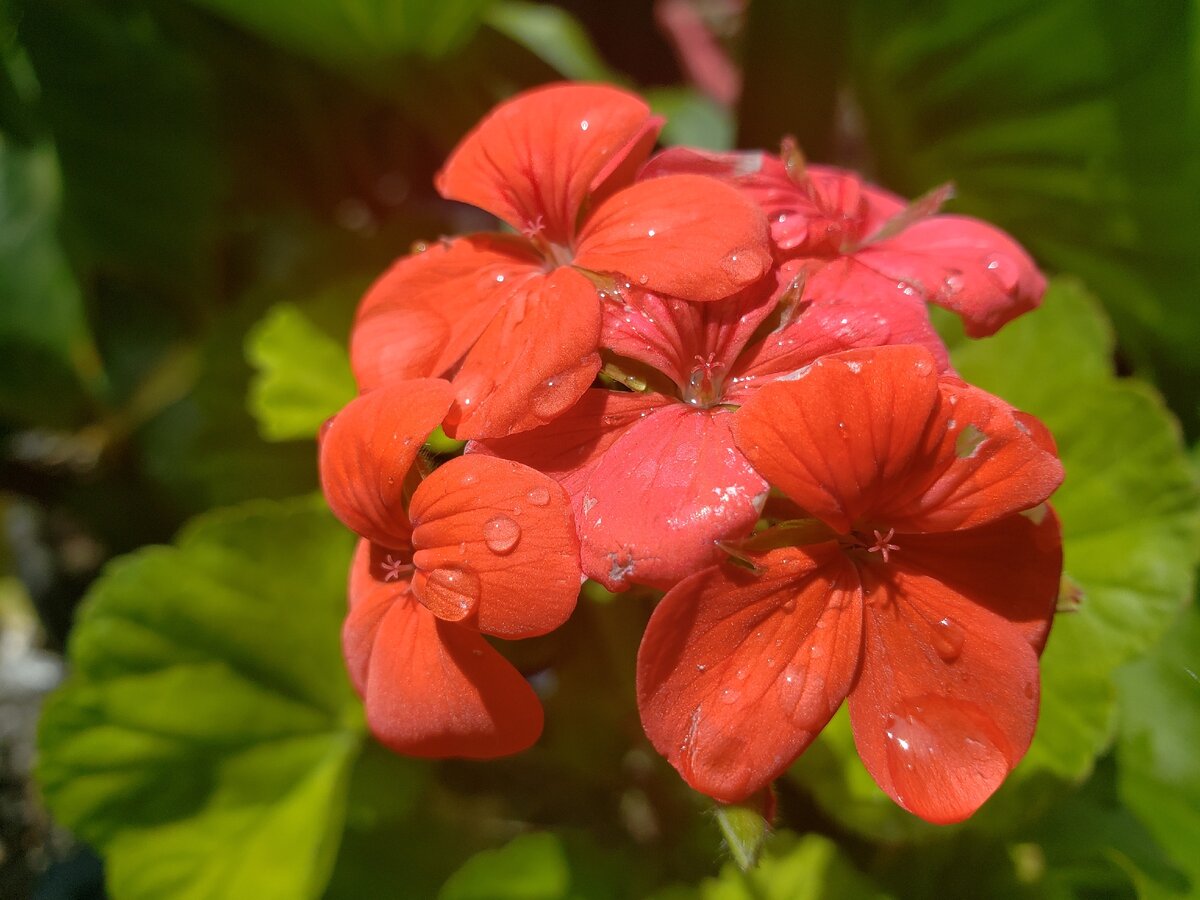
[[732, 346, 944, 534], [319, 379, 454, 548], [575, 174, 772, 302], [847, 516, 1059, 823], [351, 235, 543, 391], [435, 83, 655, 244], [637, 545, 864, 802], [445, 266, 603, 440], [361, 594, 544, 758], [408, 455, 580, 639]]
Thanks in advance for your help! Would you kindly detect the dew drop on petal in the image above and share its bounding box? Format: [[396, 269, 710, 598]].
[[422, 566, 482, 620], [985, 254, 1021, 293], [482, 515, 521, 554], [526, 486, 551, 507], [638, 273, 649, 285], [719, 687, 740, 704], [531, 372, 579, 420], [932, 616, 965, 662]]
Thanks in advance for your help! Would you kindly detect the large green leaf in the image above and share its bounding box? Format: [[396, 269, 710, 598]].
[[791, 280, 1200, 838], [847, 1, 1200, 431], [1115, 604, 1200, 898], [37, 496, 363, 900], [188, 0, 490, 69]]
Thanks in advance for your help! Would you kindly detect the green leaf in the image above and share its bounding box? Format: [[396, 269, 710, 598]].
[[246, 303, 356, 442], [1115, 603, 1200, 898], [438, 832, 570, 900], [18, 0, 221, 292], [951, 279, 1200, 781], [188, 0, 490, 69], [0, 139, 96, 426], [485, 1, 617, 83], [848, 1, 1200, 432], [713, 803, 771, 872], [647, 88, 735, 152], [698, 832, 891, 900], [37, 496, 363, 900]]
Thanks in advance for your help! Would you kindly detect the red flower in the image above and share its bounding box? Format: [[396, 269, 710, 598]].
[[320, 378, 580, 756], [472, 266, 949, 591], [636, 345, 1064, 822], [351, 83, 772, 439], [642, 147, 1046, 338]]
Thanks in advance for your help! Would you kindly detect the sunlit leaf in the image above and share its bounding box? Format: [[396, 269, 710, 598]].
[[38, 497, 362, 900]]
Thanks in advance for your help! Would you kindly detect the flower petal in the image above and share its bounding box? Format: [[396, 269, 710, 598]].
[[725, 259, 952, 401], [882, 377, 1064, 532], [575, 174, 772, 302], [351, 235, 543, 391], [344, 540, 406, 696], [319, 379, 454, 548], [732, 346, 944, 534], [362, 594, 544, 758], [578, 405, 767, 591], [637, 545, 863, 802], [857, 215, 1046, 338], [847, 514, 1060, 823], [468, 389, 667, 504], [601, 279, 776, 393], [445, 266, 603, 440], [435, 83, 655, 244], [409, 455, 580, 638]]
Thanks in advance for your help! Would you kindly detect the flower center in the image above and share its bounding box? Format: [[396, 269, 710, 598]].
[[684, 353, 726, 408], [841, 527, 900, 563]]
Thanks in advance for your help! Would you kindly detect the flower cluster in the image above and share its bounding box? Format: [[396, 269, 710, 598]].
[[319, 82, 1064, 823]]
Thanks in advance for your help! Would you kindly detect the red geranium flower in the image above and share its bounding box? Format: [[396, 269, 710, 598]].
[[472, 268, 949, 591], [351, 83, 772, 439], [636, 345, 1064, 822], [320, 378, 580, 756], [642, 146, 1046, 338]]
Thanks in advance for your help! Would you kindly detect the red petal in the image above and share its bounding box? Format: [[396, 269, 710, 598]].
[[469, 389, 667, 504], [725, 259, 952, 401], [319, 379, 454, 547], [847, 515, 1059, 823], [351, 235, 543, 391], [445, 266, 602, 440], [435, 83, 655, 244], [637, 545, 863, 802], [857, 215, 1046, 337], [732, 346, 944, 535], [882, 377, 1064, 532], [575, 174, 772, 302], [362, 594, 544, 758], [601, 279, 776, 393], [578, 405, 767, 591], [408, 455, 580, 638]]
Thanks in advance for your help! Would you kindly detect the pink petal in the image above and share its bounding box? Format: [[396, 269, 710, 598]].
[[857, 215, 1046, 338], [578, 404, 767, 590]]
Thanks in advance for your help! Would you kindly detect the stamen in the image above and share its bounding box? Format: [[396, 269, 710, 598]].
[[867, 528, 899, 562], [380, 554, 412, 582]]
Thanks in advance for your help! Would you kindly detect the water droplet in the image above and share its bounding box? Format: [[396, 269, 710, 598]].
[[721, 250, 761, 282], [942, 270, 964, 296], [580, 119, 589, 131], [932, 616, 965, 662], [719, 687, 740, 704], [696, 663, 707, 673], [421, 567, 482, 621], [985, 254, 1021, 293], [638, 273, 649, 285], [482, 515, 521, 554], [912, 355, 934, 376], [495, 273, 506, 283], [735, 668, 748, 681], [647, 228, 656, 237], [460, 471, 478, 487], [526, 486, 551, 507]]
